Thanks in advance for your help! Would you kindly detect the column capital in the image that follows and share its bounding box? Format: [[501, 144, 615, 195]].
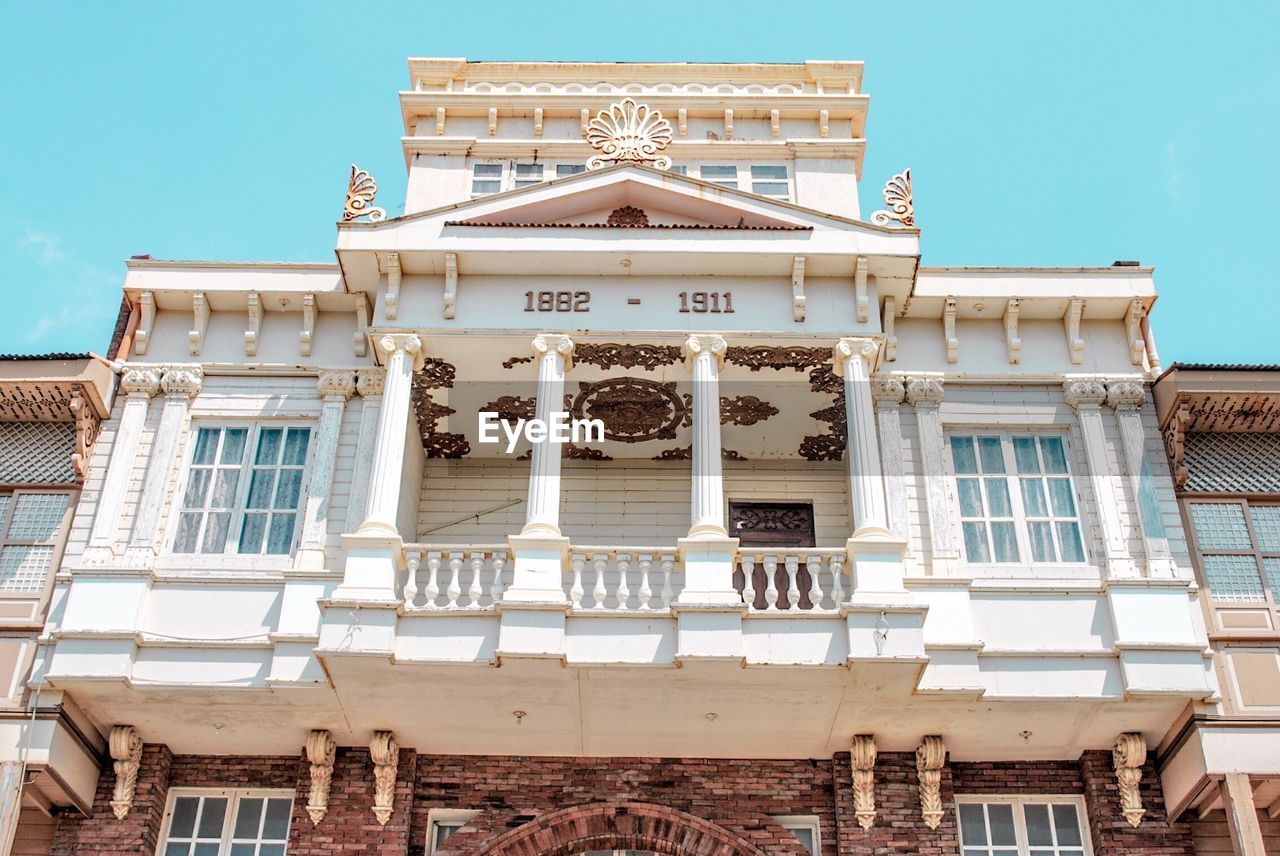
[[376, 333, 426, 371], [160, 365, 203, 399], [356, 367, 386, 398], [682, 334, 727, 369], [871, 375, 906, 406], [1063, 376, 1108, 410], [532, 333, 576, 369], [316, 369, 357, 401], [905, 374, 945, 408], [1104, 377, 1146, 411], [833, 337, 880, 375], [119, 366, 162, 398]]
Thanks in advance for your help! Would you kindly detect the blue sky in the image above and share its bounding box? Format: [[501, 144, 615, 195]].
[[1, 2, 1276, 362]]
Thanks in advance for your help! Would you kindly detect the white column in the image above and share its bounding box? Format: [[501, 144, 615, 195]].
[[906, 375, 958, 574], [1106, 378, 1176, 578], [1063, 377, 1133, 578], [521, 333, 575, 537], [684, 334, 728, 539], [872, 375, 909, 544], [125, 365, 202, 562], [835, 338, 889, 538], [1221, 772, 1267, 856], [344, 368, 385, 533], [82, 366, 161, 564], [297, 370, 356, 568], [359, 335, 424, 536]]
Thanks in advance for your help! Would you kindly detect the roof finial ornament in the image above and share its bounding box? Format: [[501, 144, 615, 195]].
[[871, 168, 914, 227], [343, 164, 387, 222], [586, 99, 673, 171]]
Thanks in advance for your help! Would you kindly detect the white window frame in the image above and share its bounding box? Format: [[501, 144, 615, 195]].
[[426, 808, 480, 856], [512, 162, 545, 188], [168, 422, 314, 558], [0, 488, 74, 596], [470, 161, 505, 197], [773, 815, 821, 856], [749, 164, 792, 199], [954, 795, 1093, 856], [157, 787, 295, 856], [698, 164, 739, 188], [946, 431, 1089, 570]]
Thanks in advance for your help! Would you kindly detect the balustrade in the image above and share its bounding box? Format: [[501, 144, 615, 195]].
[[567, 548, 679, 611], [401, 546, 508, 610], [735, 548, 847, 612]]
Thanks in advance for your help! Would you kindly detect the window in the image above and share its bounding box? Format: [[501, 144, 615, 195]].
[[956, 797, 1090, 856], [1187, 500, 1280, 603], [950, 435, 1085, 565], [471, 163, 503, 196], [669, 165, 688, 176], [773, 816, 821, 856], [159, 789, 293, 856], [700, 165, 738, 188], [555, 164, 586, 179], [750, 164, 790, 197], [174, 426, 311, 556], [426, 809, 479, 856], [513, 163, 544, 188], [0, 491, 71, 593]]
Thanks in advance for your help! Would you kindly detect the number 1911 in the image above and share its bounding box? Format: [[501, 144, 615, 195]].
[[678, 292, 734, 313]]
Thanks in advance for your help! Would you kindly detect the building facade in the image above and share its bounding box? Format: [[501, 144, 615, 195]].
[[1155, 365, 1280, 855], [3, 59, 1227, 855]]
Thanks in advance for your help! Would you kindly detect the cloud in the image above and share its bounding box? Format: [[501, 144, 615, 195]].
[[13, 226, 117, 348], [19, 230, 68, 266]]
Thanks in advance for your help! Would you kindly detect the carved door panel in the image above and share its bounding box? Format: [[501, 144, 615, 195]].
[[729, 501, 816, 548]]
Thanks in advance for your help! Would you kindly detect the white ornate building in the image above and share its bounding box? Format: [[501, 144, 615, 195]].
[[1, 59, 1223, 856]]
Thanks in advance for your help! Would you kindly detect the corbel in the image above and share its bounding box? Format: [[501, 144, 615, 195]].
[[850, 734, 877, 829], [916, 736, 947, 829], [487, 106, 498, 136], [299, 293, 316, 357], [383, 252, 401, 320], [245, 292, 262, 357], [1004, 298, 1022, 364], [435, 106, 446, 135], [533, 107, 544, 137], [819, 109, 830, 138], [1162, 402, 1190, 488], [1125, 299, 1145, 365], [1064, 298, 1084, 364], [370, 730, 399, 825], [580, 108, 590, 137], [1113, 732, 1147, 827], [188, 292, 208, 357], [770, 109, 780, 137], [68, 389, 100, 483], [724, 108, 734, 140], [443, 252, 458, 320], [109, 725, 143, 820], [789, 256, 806, 321], [943, 297, 958, 363], [305, 729, 337, 825], [882, 296, 897, 362], [677, 108, 687, 137], [854, 255, 869, 323], [135, 291, 155, 356], [353, 294, 369, 357]]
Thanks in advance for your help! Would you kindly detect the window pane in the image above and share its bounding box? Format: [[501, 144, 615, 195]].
[[1053, 803, 1083, 846], [958, 804, 988, 845], [165, 844, 192, 856], [951, 437, 978, 474], [255, 428, 283, 465], [1250, 506, 1280, 551], [233, 797, 263, 838], [6, 493, 68, 541], [283, 429, 310, 466], [258, 846, 285, 856], [197, 797, 228, 838], [753, 182, 789, 196], [701, 165, 737, 180], [220, 428, 247, 464], [789, 827, 815, 856], [962, 523, 991, 563], [988, 804, 1016, 846], [1189, 503, 1252, 550], [229, 844, 255, 856], [1021, 479, 1048, 517], [1040, 436, 1068, 473], [202, 512, 231, 553], [473, 164, 501, 176], [515, 163, 542, 178], [991, 522, 1020, 563], [978, 437, 1005, 473], [958, 479, 985, 517], [556, 164, 586, 177], [263, 798, 292, 839], [193, 844, 219, 856], [191, 429, 219, 465], [1048, 479, 1077, 517], [1203, 555, 1265, 601], [670, 165, 688, 175], [1013, 437, 1040, 473], [1264, 558, 1280, 603], [239, 514, 267, 554], [985, 479, 1012, 517], [1058, 523, 1086, 563], [1024, 803, 1052, 846], [472, 180, 501, 194], [246, 470, 276, 510], [752, 165, 787, 179], [266, 514, 296, 554], [183, 469, 211, 507], [170, 797, 200, 838], [274, 470, 303, 510], [174, 513, 202, 553], [0, 546, 55, 592], [210, 469, 241, 509], [1028, 522, 1057, 563]]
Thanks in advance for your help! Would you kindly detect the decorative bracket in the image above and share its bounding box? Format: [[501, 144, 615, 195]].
[[1064, 299, 1085, 364], [189, 292, 208, 357], [488, 107, 498, 136], [791, 256, 806, 321], [1113, 732, 1147, 827], [770, 109, 780, 137], [1162, 403, 1191, 488], [245, 292, 262, 357], [343, 165, 386, 222], [724, 108, 734, 140], [443, 252, 458, 320], [580, 108, 590, 137], [586, 99, 673, 170], [871, 169, 914, 227], [677, 108, 688, 137], [851, 734, 877, 829], [109, 724, 144, 820], [882, 296, 897, 362], [305, 729, 337, 825], [383, 252, 401, 321], [370, 730, 399, 825], [69, 389, 100, 483], [533, 107, 544, 137], [1004, 298, 1021, 364], [435, 107, 446, 135], [819, 109, 830, 138], [854, 256, 869, 323], [916, 735, 947, 829], [943, 298, 958, 364], [135, 291, 155, 356], [300, 294, 316, 357], [353, 294, 369, 358], [1125, 299, 1146, 366]]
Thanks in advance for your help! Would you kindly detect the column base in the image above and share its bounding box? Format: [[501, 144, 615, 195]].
[[501, 534, 570, 604], [334, 532, 404, 602], [845, 535, 911, 601], [675, 536, 741, 607]]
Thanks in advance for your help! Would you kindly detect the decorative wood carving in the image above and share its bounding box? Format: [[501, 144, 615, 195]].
[[791, 256, 806, 321], [720, 395, 778, 426], [800, 366, 846, 461], [369, 731, 399, 825], [570, 377, 688, 443], [533, 107, 544, 137], [725, 346, 830, 372], [870, 168, 914, 227], [586, 99, 673, 170], [1162, 403, 1190, 488], [1113, 732, 1147, 827], [135, 291, 155, 356], [1125, 299, 1146, 366], [109, 724, 143, 820], [488, 107, 498, 136], [916, 735, 947, 829], [411, 359, 467, 458], [436, 106, 446, 135], [1064, 298, 1085, 364], [481, 395, 537, 422], [735, 505, 812, 532], [770, 109, 780, 137], [189, 292, 208, 357], [418, 358, 457, 389], [799, 431, 845, 462], [69, 389, 100, 482], [161, 365, 204, 398], [724, 108, 734, 139], [652, 446, 745, 462], [607, 206, 650, 227], [245, 292, 261, 357], [563, 443, 613, 461], [316, 370, 356, 401], [424, 432, 470, 459], [851, 734, 877, 829], [1105, 379, 1145, 411], [354, 294, 369, 357], [1063, 377, 1108, 410], [305, 729, 337, 825], [356, 368, 386, 398], [344, 165, 387, 223], [300, 293, 316, 357], [502, 355, 535, 369], [573, 343, 681, 371]]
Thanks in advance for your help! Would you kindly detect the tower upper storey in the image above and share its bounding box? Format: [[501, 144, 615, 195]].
[[399, 58, 868, 218]]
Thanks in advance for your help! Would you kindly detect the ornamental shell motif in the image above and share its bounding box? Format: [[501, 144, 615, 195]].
[[586, 99, 674, 171], [343, 164, 387, 222], [870, 168, 914, 227]]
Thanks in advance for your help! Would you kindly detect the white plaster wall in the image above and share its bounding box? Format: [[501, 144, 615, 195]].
[[794, 158, 860, 219]]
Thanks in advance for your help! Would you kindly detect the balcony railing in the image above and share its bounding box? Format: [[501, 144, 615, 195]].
[[736, 548, 846, 612], [402, 546, 509, 610], [567, 548, 679, 611]]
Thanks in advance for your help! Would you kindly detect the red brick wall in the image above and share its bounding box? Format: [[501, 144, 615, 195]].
[[52, 744, 172, 856]]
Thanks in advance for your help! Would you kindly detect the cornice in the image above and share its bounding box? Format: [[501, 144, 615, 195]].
[[402, 136, 866, 161]]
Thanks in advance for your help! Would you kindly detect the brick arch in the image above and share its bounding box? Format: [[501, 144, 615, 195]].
[[471, 801, 771, 856]]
